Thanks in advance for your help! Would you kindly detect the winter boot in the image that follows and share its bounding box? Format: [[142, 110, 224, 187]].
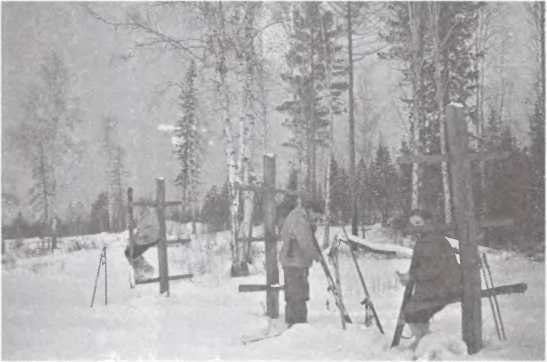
[[409, 322, 430, 349], [133, 255, 155, 280]]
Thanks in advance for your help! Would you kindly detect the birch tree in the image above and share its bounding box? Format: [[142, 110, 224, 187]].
[[16, 51, 81, 229], [87, 3, 269, 276]]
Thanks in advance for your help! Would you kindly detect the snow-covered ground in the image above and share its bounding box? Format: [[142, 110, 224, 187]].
[[2, 224, 544, 360]]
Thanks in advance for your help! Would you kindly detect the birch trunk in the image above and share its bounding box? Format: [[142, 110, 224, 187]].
[[238, 3, 259, 268], [214, 2, 240, 272]]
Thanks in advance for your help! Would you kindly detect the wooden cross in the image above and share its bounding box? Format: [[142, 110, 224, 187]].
[[237, 155, 283, 318], [397, 103, 513, 354], [237, 154, 312, 318], [127, 179, 193, 296]]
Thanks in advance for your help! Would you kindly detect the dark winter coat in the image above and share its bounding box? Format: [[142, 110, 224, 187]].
[[279, 206, 319, 268], [404, 232, 462, 323]]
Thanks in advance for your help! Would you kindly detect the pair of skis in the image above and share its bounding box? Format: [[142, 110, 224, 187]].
[[340, 227, 384, 334], [310, 232, 353, 326], [480, 252, 506, 340], [315, 227, 385, 334]]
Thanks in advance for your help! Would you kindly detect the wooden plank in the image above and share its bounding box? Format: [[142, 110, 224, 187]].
[[397, 154, 447, 165], [238, 284, 284, 292], [446, 103, 482, 354], [135, 273, 194, 285], [156, 178, 170, 296], [127, 188, 136, 281], [169, 273, 193, 281], [132, 200, 157, 207], [404, 283, 527, 315], [264, 155, 279, 318]]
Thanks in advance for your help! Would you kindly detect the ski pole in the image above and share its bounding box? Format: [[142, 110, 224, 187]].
[[480, 254, 502, 340], [103, 247, 107, 306], [90, 251, 104, 308], [482, 253, 506, 340], [391, 243, 419, 348]]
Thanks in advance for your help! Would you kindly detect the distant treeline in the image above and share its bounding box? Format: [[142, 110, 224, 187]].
[[3, 127, 544, 258]]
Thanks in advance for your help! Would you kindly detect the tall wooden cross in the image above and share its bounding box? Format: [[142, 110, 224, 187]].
[[397, 103, 513, 354], [237, 155, 282, 318], [237, 155, 312, 318], [127, 179, 193, 296]]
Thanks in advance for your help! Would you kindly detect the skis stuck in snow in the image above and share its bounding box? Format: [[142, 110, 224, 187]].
[[311, 232, 352, 325], [340, 227, 384, 334]]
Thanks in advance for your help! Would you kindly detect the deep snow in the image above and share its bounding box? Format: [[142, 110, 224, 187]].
[[1, 224, 544, 360]]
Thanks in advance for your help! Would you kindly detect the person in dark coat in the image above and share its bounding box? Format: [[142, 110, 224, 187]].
[[279, 200, 322, 325], [397, 209, 462, 342]]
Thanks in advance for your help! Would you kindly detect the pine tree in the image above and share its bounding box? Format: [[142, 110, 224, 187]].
[[397, 140, 413, 215], [173, 59, 202, 230], [356, 158, 370, 228], [89, 192, 109, 234], [277, 3, 344, 198], [370, 142, 399, 224], [329, 157, 351, 225]]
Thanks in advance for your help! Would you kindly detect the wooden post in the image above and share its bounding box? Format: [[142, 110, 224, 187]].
[[156, 178, 170, 296], [104, 247, 108, 305], [127, 188, 135, 273], [264, 155, 279, 318], [446, 103, 482, 353]]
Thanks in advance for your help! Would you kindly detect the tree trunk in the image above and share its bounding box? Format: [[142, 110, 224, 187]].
[[408, 2, 424, 211], [476, 6, 487, 219], [322, 12, 336, 248], [430, 3, 452, 224], [347, 2, 358, 235], [39, 142, 50, 226], [214, 2, 242, 276]]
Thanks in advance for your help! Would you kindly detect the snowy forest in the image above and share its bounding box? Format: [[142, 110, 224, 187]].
[[1, 1, 545, 360], [3, 1, 545, 257]]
